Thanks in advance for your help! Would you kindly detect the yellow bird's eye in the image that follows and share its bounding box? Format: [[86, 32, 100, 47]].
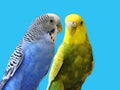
[[80, 21, 83, 26]]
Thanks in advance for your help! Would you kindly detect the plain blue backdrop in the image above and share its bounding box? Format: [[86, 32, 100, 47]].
[[0, 0, 120, 90]]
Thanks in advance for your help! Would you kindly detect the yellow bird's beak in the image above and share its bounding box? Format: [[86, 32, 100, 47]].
[[66, 22, 77, 30], [66, 22, 77, 37]]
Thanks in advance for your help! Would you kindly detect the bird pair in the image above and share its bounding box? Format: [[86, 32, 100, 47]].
[[0, 13, 93, 90]]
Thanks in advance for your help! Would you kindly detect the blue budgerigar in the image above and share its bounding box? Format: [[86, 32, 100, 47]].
[[0, 13, 62, 90]]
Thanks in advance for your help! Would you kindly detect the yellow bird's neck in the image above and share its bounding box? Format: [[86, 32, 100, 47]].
[[63, 27, 88, 45]]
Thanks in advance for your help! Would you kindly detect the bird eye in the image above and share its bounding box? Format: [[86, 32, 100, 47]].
[[80, 21, 83, 26], [50, 19, 53, 23]]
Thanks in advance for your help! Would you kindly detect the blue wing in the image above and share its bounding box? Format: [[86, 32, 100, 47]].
[[0, 41, 24, 90]]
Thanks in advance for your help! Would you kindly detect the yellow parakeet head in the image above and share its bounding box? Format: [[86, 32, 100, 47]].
[[64, 14, 87, 45]]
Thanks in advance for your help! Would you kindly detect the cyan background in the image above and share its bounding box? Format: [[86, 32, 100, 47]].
[[0, 0, 120, 90]]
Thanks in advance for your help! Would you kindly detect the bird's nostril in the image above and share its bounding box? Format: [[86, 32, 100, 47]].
[[72, 22, 75, 24], [72, 22, 76, 28]]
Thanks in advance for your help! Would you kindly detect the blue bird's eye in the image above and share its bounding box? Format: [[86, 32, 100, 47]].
[[50, 20, 53, 23]]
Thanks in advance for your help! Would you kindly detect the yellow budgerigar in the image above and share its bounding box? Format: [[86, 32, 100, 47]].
[[47, 14, 94, 90]]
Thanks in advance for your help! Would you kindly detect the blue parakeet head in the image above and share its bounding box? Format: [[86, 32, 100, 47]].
[[26, 13, 62, 43]]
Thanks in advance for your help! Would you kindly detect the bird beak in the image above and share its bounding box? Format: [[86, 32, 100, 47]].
[[57, 21, 62, 32], [66, 22, 76, 37], [66, 22, 76, 30]]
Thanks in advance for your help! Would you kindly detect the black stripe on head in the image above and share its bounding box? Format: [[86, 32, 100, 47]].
[[38, 14, 49, 24], [46, 14, 49, 19]]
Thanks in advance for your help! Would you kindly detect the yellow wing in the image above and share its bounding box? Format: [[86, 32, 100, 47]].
[[47, 43, 64, 90]]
